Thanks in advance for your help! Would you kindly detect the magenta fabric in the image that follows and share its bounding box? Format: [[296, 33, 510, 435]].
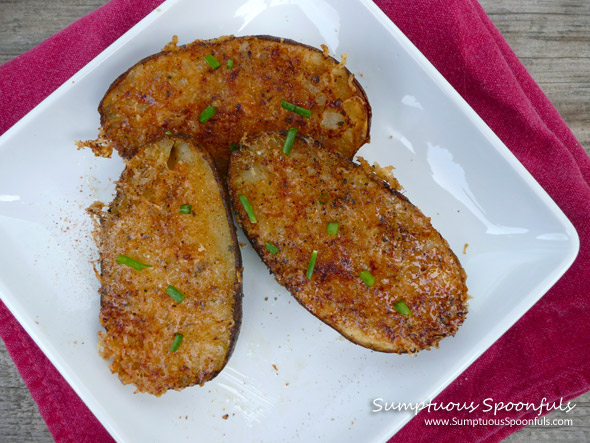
[[0, 0, 588, 442]]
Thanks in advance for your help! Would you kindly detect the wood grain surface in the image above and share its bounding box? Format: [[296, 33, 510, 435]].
[[0, 1, 588, 442]]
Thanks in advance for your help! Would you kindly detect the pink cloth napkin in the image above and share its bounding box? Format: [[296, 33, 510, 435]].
[[1, 0, 588, 441]]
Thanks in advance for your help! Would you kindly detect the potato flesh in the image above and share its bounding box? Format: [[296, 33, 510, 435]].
[[228, 133, 468, 353], [94, 137, 241, 395], [98, 35, 371, 176]]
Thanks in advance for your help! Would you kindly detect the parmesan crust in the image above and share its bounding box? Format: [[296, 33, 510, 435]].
[[92, 136, 242, 395], [90, 35, 371, 176], [228, 132, 468, 354]]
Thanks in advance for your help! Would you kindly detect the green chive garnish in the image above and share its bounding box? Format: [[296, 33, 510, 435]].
[[326, 222, 339, 235], [179, 204, 192, 214], [306, 250, 318, 280], [205, 54, 221, 70], [238, 195, 257, 223], [265, 242, 279, 255], [360, 270, 375, 287], [318, 192, 330, 204], [199, 105, 217, 123], [165, 285, 185, 303], [282, 128, 298, 155], [227, 59, 234, 69], [116, 254, 152, 271], [230, 143, 239, 152], [281, 100, 312, 118], [170, 333, 184, 352], [165, 130, 172, 135], [394, 300, 412, 316], [281, 101, 296, 112], [297, 107, 312, 118]]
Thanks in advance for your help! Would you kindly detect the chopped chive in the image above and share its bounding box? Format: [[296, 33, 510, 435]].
[[282, 128, 298, 155], [281, 100, 296, 112], [165, 285, 185, 303], [169, 333, 184, 352], [179, 204, 192, 214], [306, 250, 318, 280], [265, 241, 279, 255], [297, 107, 312, 118], [238, 195, 257, 223], [205, 54, 221, 70], [230, 143, 239, 152], [116, 254, 152, 271], [199, 105, 217, 123], [394, 300, 412, 316], [318, 192, 330, 204], [326, 222, 339, 235], [281, 100, 312, 118], [360, 270, 375, 287], [165, 130, 172, 135], [227, 59, 234, 69]]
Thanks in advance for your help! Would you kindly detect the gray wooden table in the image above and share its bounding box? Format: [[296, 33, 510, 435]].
[[0, 0, 588, 441]]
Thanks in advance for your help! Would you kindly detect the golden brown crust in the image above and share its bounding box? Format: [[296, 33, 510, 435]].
[[92, 136, 242, 395], [94, 35, 371, 176], [227, 132, 468, 354]]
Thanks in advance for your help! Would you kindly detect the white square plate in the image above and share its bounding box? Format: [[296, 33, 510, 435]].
[[0, 0, 579, 441]]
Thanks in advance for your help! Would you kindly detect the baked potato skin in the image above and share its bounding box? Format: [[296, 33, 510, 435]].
[[228, 132, 468, 354], [90, 136, 242, 396], [97, 35, 371, 176]]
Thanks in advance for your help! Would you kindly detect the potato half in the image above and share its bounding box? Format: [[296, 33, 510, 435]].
[[228, 132, 468, 354], [90, 136, 242, 395], [91, 35, 371, 176]]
